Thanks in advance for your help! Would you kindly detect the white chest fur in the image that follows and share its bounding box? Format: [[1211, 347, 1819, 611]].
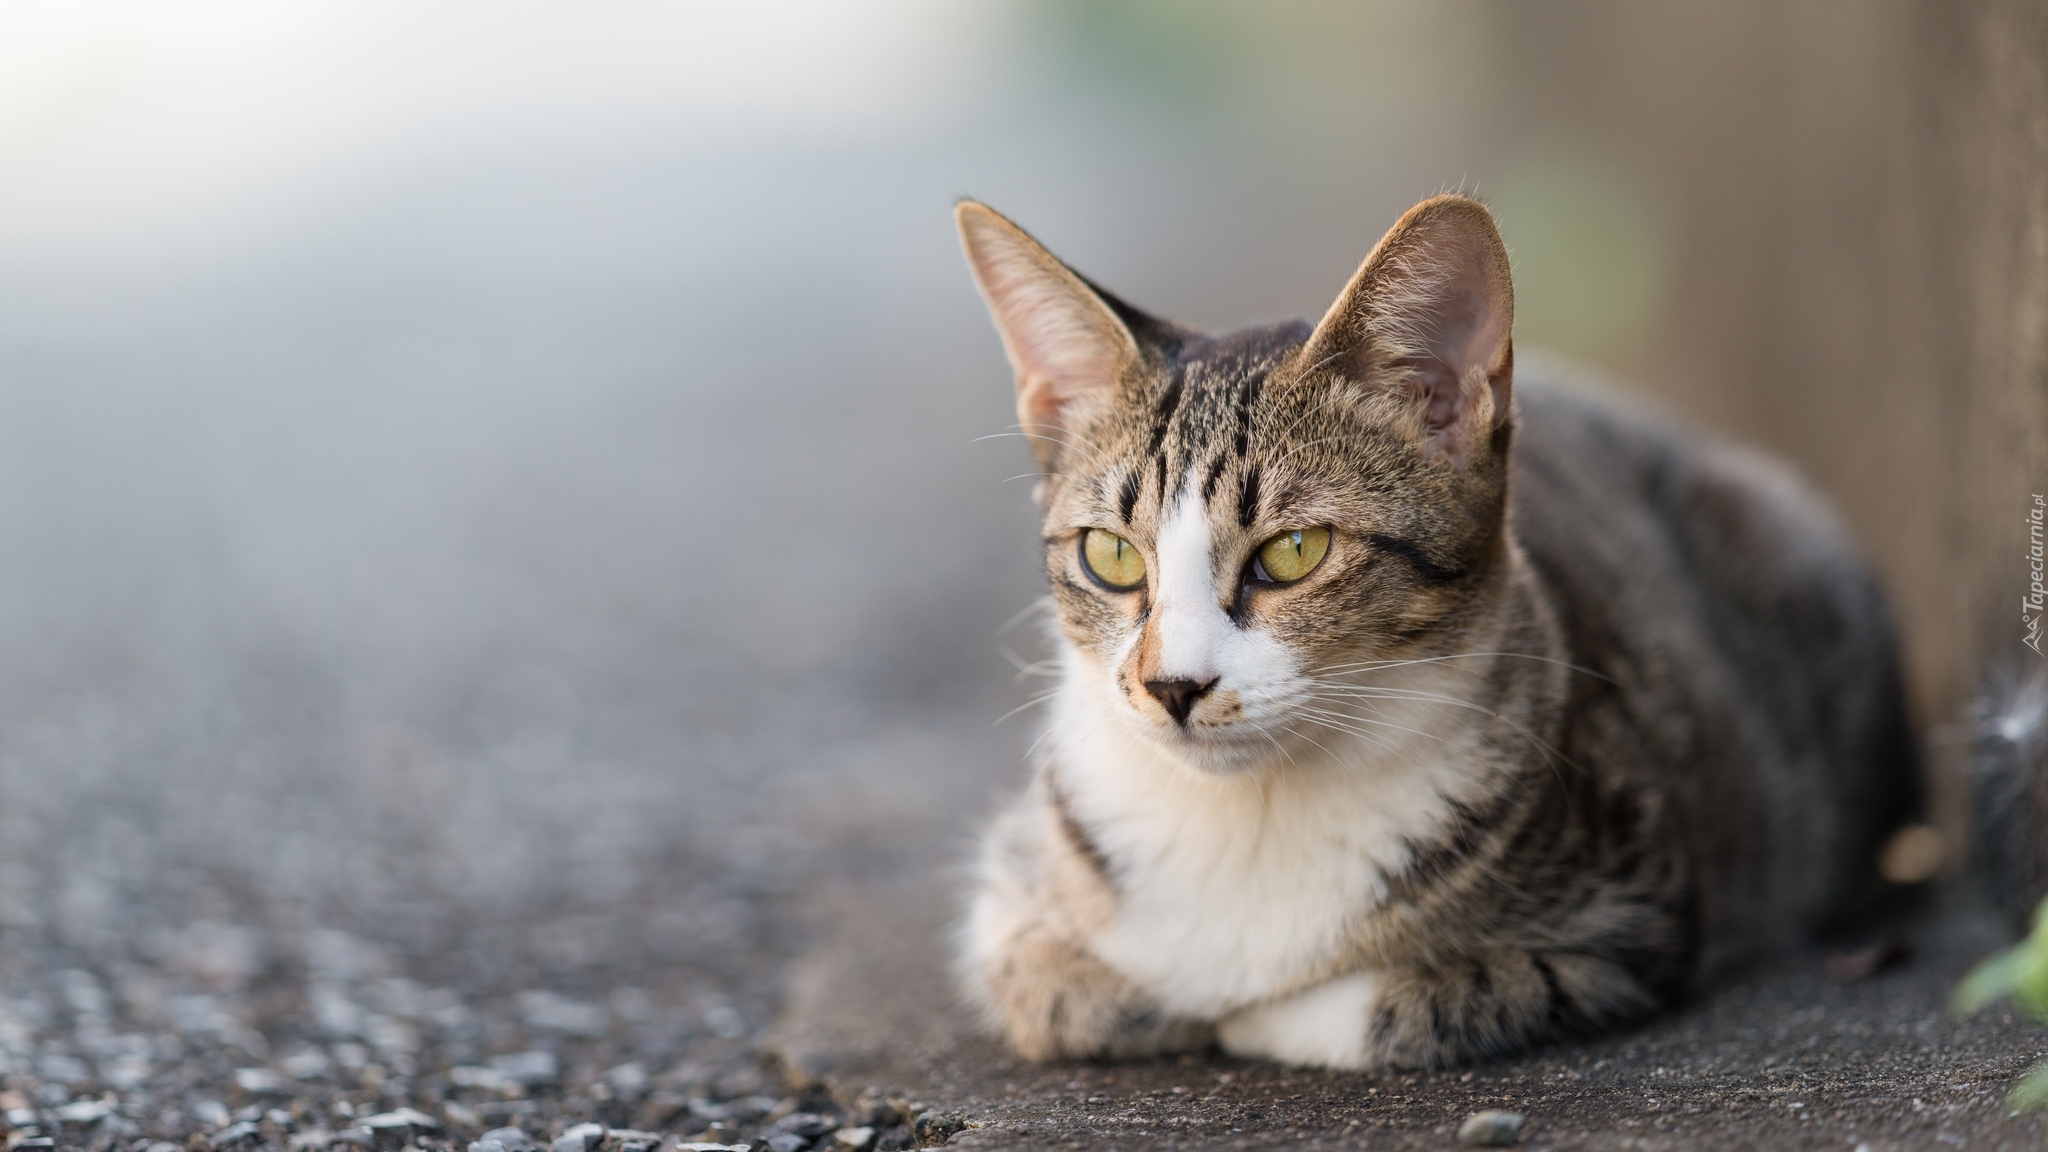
[[1048, 654, 1487, 1018]]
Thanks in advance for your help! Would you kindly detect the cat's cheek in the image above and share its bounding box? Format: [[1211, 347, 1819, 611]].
[[1215, 972, 1382, 1070], [1214, 626, 1308, 726]]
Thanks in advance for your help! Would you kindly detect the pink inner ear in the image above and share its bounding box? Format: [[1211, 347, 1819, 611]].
[[1429, 279, 1501, 376], [1419, 259, 1512, 434], [957, 207, 1134, 439], [1294, 196, 1516, 465], [1406, 359, 1465, 432]]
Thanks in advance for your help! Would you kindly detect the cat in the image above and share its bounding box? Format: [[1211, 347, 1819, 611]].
[[1974, 662, 2048, 932], [950, 193, 1923, 1069]]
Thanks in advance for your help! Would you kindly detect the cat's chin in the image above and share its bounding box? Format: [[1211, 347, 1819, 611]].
[[1132, 722, 1289, 776]]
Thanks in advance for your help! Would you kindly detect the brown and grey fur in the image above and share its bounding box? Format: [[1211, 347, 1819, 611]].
[[955, 195, 1921, 1069], [1973, 663, 2048, 930]]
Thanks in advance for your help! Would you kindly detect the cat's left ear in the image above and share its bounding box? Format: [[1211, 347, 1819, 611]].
[[955, 201, 1141, 471], [1300, 195, 1514, 468]]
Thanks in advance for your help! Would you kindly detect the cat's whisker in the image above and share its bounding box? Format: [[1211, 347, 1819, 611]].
[[1274, 723, 1339, 764], [993, 689, 1065, 728], [1013, 419, 1112, 460], [997, 640, 1062, 681], [1310, 651, 1614, 683], [1304, 684, 1582, 778], [972, 427, 1109, 469], [1020, 706, 1084, 764], [1270, 433, 1365, 466], [1287, 712, 1410, 763], [1288, 703, 1443, 750], [1300, 680, 1581, 780], [1283, 337, 1366, 392], [1270, 389, 1359, 448], [997, 595, 1058, 636]]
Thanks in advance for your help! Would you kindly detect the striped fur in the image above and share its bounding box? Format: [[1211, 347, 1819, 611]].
[[953, 196, 1921, 1069]]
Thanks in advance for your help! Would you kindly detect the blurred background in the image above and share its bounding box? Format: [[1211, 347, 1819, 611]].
[[0, 0, 2041, 1130]]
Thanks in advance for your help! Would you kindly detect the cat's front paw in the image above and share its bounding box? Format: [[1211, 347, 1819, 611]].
[[978, 929, 1209, 1060], [1217, 972, 1382, 1070]]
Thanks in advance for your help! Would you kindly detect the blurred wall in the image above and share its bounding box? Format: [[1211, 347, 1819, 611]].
[[1499, 1, 2048, 830]]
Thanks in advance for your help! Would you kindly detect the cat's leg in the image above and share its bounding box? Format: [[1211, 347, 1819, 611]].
[[969, 913, 1213, 1060], [1219, 951, 1658, 1070], [962, 796, 1213, 1060], [1216, 971, 1384, 1068]]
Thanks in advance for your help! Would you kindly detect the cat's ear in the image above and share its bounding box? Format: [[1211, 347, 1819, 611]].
[[956, 201, 1140, 466], [1301, 195, 1514, 468]]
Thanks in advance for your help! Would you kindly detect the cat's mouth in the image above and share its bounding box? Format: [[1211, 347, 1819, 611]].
[[1121, 690, 1294, 767]]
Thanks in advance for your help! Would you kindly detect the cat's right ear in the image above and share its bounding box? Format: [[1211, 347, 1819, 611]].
[[956, 202, 1139, 470], [1299, 194, 1515, 470]]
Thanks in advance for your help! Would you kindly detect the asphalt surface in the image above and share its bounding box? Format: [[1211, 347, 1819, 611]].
[[780, 879, 2048, 1150]]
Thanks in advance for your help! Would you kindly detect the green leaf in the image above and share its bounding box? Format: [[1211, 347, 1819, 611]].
[[2012, 900, 2048, 1020], [1955, 946, 2029, 1016], [2009, 1063, 2048, 1114]]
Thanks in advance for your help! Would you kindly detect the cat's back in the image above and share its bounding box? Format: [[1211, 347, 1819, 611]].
[[1507, 368, 1919, 964]]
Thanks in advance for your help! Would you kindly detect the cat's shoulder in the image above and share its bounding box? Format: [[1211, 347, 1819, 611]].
[[1511, 360, 1863, 575]]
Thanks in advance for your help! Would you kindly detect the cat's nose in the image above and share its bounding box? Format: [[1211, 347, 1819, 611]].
[[1144, 677, 1217, 725]]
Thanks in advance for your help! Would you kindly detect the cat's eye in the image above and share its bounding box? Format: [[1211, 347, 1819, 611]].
[[1081, 528, 1146, 590], [1252, 527, 1331, 585]]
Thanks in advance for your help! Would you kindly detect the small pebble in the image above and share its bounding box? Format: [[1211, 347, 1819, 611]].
[[211, 1121, 262, 1147], [278, 1050, 331, 1081], [693, 1122, 740, 1145], [552, 1123, 605, 1152], [359, 1109, 439, 1132], [488, 1051, 560, 1088], [768, 1113, 836, 1139], [232, 1068, 290, 1095], [913, 1113, 964, 1146], [54, 1098, 115, 1125], [1458, 1110, 1525, 1146], [833, 1127, 876, 1151]]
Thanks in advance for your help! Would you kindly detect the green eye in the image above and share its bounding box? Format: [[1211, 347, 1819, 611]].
[[1255, 527, 1331, 584], [1081, 528, 1146, 589]]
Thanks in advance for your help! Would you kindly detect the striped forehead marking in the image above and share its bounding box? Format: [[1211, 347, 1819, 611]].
[[1125, 346, 1285, 524]]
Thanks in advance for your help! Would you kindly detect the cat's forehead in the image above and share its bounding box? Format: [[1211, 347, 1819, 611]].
[[1059, 319, 1378, 525], [1161, 323, 1311, 409], [1117, 322, 1316, 452]]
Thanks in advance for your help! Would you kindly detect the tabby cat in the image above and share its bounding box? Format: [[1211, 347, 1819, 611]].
[[952, 194, 1921, 1069]]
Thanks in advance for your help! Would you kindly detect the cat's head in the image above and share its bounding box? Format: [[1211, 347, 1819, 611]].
[[958, 195, 1516, 773]]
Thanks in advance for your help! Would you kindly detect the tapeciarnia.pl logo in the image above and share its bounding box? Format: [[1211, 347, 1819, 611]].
[[2027, 493, 2045, 656]]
